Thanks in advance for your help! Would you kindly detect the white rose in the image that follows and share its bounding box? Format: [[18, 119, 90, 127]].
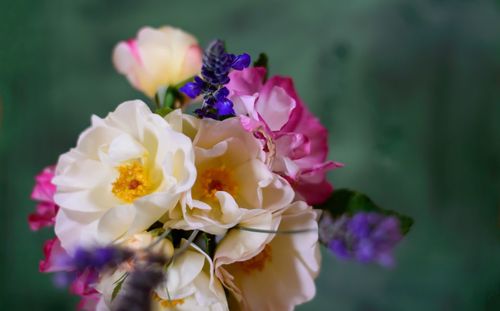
[[53, 100, 196, 250], [97, 237, 228, 311]]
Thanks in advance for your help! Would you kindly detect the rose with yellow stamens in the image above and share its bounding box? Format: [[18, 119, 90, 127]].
[[163, 116, 294, 235], [96, 234, 228, 310], [112, 161, 153, 203], [215, 201, 321, 311], [53, 100, 196, 250]]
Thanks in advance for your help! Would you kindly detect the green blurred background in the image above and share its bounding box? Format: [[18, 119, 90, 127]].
[[1, 0, 500, 310]]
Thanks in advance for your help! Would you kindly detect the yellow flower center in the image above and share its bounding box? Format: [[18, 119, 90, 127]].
[[195, 166, 238, 200], [112, 161, 152, 203], [153, 293, 185, 308], [238, 244, 272, 274]]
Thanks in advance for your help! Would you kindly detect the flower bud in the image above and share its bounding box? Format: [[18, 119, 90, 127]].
[[113, 26, 202, 97]]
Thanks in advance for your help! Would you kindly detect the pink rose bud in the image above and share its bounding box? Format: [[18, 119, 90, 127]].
[[113, 26, 203, 97]]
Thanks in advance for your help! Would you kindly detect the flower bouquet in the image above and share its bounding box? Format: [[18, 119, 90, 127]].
[[29, 26, 413, 311]]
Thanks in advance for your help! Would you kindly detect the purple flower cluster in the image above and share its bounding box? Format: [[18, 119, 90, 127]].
[[54, 246, 133, 286], [319, 212, 403, 267], [180, 39, 250, 119], [70, 246, 133, 272]]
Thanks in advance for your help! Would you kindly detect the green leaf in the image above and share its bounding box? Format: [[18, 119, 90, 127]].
[[253, 53, 269, 81], [192, 232, 216, 258], [316, 189, 414, 235], [111, 273, 128, 301], [148, 227, 166, 237], [163, 87, 177, 109], [204, 233, 216, 258], [253, 53, 268, 68], [155, 105, 173, 117]]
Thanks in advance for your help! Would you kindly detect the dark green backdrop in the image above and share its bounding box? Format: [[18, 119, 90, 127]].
[[1, 0, 500, 310]]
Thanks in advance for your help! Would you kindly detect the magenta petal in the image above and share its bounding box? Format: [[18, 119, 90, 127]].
[[29, 165, 58, 230], [126, 39, 142, 65], [39, 238, 71, 273], [275, 133, 311, 160], [28, 203, 58, 231], [30, 166, 56, 202], [293, 179, 334, 205], [70, 269, 99, 296], [71, 269, 100, 311]]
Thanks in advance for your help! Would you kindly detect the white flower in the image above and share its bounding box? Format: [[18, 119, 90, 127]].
[[53, 100, 196, 250], [97, 236, 228, 311], [214, 201, 321, 311], [164, 117, 294, 235], [113, 26, 202, 97]]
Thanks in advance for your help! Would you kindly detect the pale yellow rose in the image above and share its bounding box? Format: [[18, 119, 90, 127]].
[[214, 201, 321, 311], [163, 116, 294, 235], [113, 26, 202, 97]]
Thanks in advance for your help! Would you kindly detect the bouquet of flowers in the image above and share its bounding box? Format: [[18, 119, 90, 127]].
[[29, 26, 413, 311]]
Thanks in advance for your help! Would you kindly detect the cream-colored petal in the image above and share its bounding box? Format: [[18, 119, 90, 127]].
[[54, 100, 196, 250], [54, 209, 100, 249], [218, 201, 320, 311], [106, 134, 146, 164], [232, 159, 271, 209], [165, 249, 205, 294], [97, 204, 136, 243]]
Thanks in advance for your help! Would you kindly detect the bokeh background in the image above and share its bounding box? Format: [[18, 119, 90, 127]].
[[1, 0, 500, 310]]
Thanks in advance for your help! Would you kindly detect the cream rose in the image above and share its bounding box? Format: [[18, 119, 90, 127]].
[[214, 201, 320, 311], [97, 235, 228, 311], [113, 26, 202, 97], [53, 100, 196, 250], [164, 116, 294, 235]]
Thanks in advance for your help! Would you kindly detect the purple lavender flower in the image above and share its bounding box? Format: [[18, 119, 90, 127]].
[[179, 39, 250, 120], [53, 246, 133, 286], [319, 212, 403, 267], [71, 246, 133, 272], [54, 246, 134, 287]]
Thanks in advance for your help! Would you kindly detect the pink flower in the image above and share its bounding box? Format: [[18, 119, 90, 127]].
[[39, 237, 100, 310], [227, 67, 342, 205], [29, 166, 59, 231], [39, 237, 70, 273], [71, 269, 100, 311]]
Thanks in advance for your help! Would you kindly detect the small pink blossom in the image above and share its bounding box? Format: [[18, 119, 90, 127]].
[[39, 237, 69, 273], [227, 67, 342, 205], [39, 237, 100, 310], [71, 269, 100, 311], [29, 166, 58, 230]]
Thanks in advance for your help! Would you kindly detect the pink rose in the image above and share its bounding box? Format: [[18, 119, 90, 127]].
[[227, 67, 342, 205], [29, 166, 59, 231]]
